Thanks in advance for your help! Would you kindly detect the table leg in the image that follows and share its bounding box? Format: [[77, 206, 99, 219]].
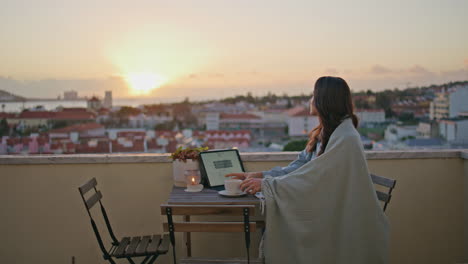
[[183, 215, 192, 257]]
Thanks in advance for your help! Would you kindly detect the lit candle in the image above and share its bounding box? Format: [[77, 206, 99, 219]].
[[184, 170, 203, 192]]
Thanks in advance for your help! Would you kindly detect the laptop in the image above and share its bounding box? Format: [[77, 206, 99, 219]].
[[198, 149, 246, 191]]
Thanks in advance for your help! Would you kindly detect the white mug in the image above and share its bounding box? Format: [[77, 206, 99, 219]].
[[224, 179, 242, 194]]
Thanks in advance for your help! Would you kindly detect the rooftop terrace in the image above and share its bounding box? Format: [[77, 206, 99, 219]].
[[1, 150, 467, 264]]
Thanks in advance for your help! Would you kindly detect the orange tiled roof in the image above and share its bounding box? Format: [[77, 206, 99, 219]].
[[61, 107, 88, 112], [18, 110, 95, 120], [204, 130, 251, 135], [18, 111, 55, 119], [0, 113, 16, 119], [117, 131, 146, 137], [50, 123, 104, 134], [53, 111, 96, 120], [220, 113, 261, 119]]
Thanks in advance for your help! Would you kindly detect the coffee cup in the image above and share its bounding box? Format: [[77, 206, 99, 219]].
[[224, 179, 242, 194]]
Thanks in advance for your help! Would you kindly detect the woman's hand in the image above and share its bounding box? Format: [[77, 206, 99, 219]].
[[225, 172, 263, 180], [240, 178, 262, 194]]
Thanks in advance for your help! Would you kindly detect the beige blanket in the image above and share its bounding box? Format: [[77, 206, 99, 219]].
[[262, 118, 389, 264]]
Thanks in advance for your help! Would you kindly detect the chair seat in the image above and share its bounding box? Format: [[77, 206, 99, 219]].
[[180, 258, 264, 264], [111, 234, 170, 258]]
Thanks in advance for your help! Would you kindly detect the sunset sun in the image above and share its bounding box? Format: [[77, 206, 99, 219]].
[[125, 72, 166, 96]]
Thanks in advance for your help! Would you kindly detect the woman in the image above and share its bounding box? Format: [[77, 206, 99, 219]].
[[226, 76, 389, 264]]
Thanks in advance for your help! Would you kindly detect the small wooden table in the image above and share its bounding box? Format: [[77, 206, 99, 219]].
[[166, 187, 261, 256]]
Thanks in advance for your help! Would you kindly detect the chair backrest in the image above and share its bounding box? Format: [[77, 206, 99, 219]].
[[160, 204, 256, 264], [370, 174, 397, 212], [78, 178, 119, 258]]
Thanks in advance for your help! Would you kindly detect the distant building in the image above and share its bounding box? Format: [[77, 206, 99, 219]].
[[355, 109, 385, 124], [47, 123, 107, 154], [2, 135, 50, 154], [128, 112, 172, 128], [87, 96, 102, 111], [0, 113, 17, 120], [63, 91, 78, 100], [250, 109, 288, 140], [353, 95, 376, 106], [195, 130, 251, 150], [438, 118, 468, 144], [194, 102, 250, 128], [103, 91, 113, 109], [49, 123, 105, 142], [416, 121, 439, 138], [205, 112, 220, 130], [8, 111, 55, 127], [430, 85, 468, 120], [384, 124, 418, 142], [286, 106, 319, 137], [404, 138, 444, 149], [391, 97, 431, 119], [7, 109, 96, 128], [219, 113, 263, 132]]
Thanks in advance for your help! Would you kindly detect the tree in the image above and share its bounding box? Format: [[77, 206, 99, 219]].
[[50, 120, 69, 129], [117, 106, 141, 118], [376, 92, 393, 117], [155, 120, 176, 131], [115, 106, 141, 127], [354, 99, 371, 109], [0, 118, 8, 136], [286, 98, 292, 109], [398, 112, 415, 122], [246, 92, 255, 104], [283, 139, 308, 151]]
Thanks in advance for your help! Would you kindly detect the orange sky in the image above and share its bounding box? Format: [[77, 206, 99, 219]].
[[1, 0, 467, 99]]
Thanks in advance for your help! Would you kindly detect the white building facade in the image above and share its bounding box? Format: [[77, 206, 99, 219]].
[[430, 85, 468, 120], [384, 124, 418, 142], [287, 107, 319, 137], [439, 119, 468, 143], [205, 112, 220, 130], [128, 113, 172, 128], [355, 109, 385, 124], [103, 91, 113, 109]]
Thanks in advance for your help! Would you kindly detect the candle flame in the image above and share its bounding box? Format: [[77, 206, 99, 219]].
[[191, 177, 195, 184]]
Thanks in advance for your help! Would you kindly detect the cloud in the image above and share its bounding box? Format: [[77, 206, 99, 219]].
[[407, 65, 434, 77], [369, 65, 393, 75], [348, 64, 468, 91], [0, 76, 129, 98], [1, 64, 467, 101]]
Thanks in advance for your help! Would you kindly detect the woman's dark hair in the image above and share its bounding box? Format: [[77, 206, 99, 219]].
[[306, 76, 358, 155]]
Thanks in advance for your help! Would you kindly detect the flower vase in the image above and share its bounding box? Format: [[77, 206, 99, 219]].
[[172, 159, 199, 187]]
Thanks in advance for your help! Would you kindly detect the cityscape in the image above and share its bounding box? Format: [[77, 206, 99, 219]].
[[0, 80, 467, 155]]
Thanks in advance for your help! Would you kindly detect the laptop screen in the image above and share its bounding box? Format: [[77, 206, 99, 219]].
[[199, 149, 245, 188]]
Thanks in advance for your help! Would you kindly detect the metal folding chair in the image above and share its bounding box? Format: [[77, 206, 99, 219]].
[[370, 174, 397, 211], [78, 178, 170, 264]]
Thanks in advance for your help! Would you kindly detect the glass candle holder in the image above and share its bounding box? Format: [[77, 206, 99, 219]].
[[184, 170, 203, 192]]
